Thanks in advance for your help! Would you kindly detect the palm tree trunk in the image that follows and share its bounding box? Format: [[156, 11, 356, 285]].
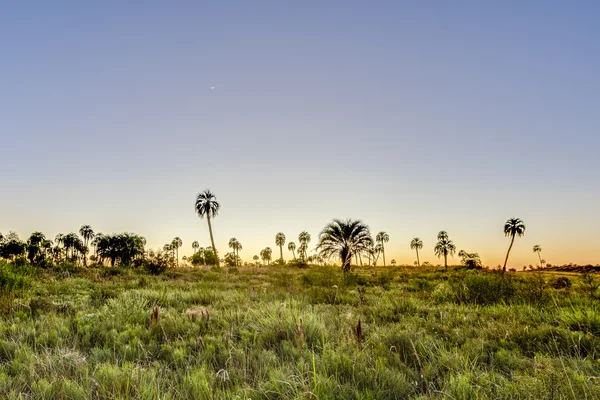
[[416, 249, 420, 267], [444, 253, 448, 268], [176, 248, 179, 267], [292, 249, 296, 260], [537, 252, 542, 267], [207, 216, 219, 267], [279, 245, 283, 262], [382, 245, 386, 267], [503, 235, 515, 273], [358, 253, 363, 267]]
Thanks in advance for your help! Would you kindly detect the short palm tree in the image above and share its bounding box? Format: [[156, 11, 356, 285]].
[[503, 218, 526, 273], [376, 232, 390, 266], [410, 238, 423, 267], [195, 189, 220, 267], [253, 255, 260, 266], [391, 259, 396, 266], [172, 237, 183, 266], [434, 231, 456, 268], [316, 219, 371, 273], [533, 244, 543, 267], [275, 233, 286, 262], [288, 242, 297, 260], [260, 247, 272, 265], [192, 241, 200, 253], [228, 238, 242, 266]]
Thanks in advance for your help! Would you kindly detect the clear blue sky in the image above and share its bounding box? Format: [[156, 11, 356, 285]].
[[1, 1, 599, 267]]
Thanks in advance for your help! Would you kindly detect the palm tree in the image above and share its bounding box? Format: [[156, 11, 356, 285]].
[[288, 242, 297, 260], [228, 238, 242, 266], [79, 225, 95, 265], [533, 245, 543, 267], [192, 241, 200, 253], [316, 219, 371, 273], [410, 238, 423, 267], [390, 259, 396, 266], [260, 247, 272, 265], [298, 231, 311, 261], [434, 231, 456, 268], [503, 218, 526, 273], [195, 189, 220, 267], [375, 232, 390, 266], [275, 233, 286, 262], [172, 237, 183, 266], [253, 255, 260, 266]]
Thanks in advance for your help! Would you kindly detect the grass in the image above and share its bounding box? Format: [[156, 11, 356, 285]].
[[0, 261, 598, 399]]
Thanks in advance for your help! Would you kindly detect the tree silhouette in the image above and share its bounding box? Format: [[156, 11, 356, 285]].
[[316, 219, 371, 273], [195, 189, 220, 267], [410, 238, 423, 267], [533, 245, 543, 267], [376, 232, 389, 266], [275, 233, 286, 262], [79, 225, 95, 266], [434, 231, 456, 268], [502, 218, 526, 273], [390, 259, 396, 266], [228, 238, 242, 266], [288, 242, 297, 260], [192, 241, 200, 254], [172, 237, 183, 266], [298, 231, 311, 261], [253, 255, 260, 266], [260, 247, 272, 265]]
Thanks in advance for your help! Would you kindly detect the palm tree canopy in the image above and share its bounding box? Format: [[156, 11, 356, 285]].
[[192, 241, 199, 249], [316, 219, 371, 269], [533, 244, 542, 253], [79, 225, 95, 242], [172, 237, 183, 248], [504, 218, 526, 238], [437, 231, 448, 240], [376, 232, 389, 244], [288, 242, 296, 251], [434, 238, 456, 258], [195, 190, 220, 219], [229, 238, 238, 248], [298, 231, 311, 244], [275, 233, 286, 246], [410, 238, 423, 250]]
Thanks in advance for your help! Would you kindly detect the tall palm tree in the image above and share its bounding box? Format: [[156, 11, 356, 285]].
[[410, 238, 423, 267], [275, 233, 286, 262], [316, 219, 371, 273], [195, 189, 220, 267], [192, 241, 200, 253], [533, 244, 543, 267], [79, 225, 95, 266], [172, 237, 183, 266], [503, 218, 526, 273], [298, 231, 311, 261], [375, 232, 390, 266], [434, 231, 456, 268]]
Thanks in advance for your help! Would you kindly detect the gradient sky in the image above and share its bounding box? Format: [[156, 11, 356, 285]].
[[1, 1, 599, 268]]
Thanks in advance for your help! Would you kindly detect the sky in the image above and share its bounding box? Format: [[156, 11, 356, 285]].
[[1, 1, 599, 268]]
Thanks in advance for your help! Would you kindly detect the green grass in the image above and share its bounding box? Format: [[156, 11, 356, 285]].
[[0, 261, 599, 399]]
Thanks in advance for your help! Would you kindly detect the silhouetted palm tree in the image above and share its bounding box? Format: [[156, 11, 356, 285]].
[[172, 237, 183, 266], [78, 225, 94, 265], [298, 231, 311, 261], [195, 189, 220, 267], [192, 241, 200, 253], [533, 244, 543, 267], [275, 233, 286, 262], [410, 238, 423, 267], [390, 259, 396, 266], [288, 242, 297, 260], [260, 247, 272, 265], [253, 255, 260, 266], [434, 231, 456, 268], [503, 218, 526, 273], [376, 232, 389, 266], [316, 219, 371, 272], [228, 238, 242, 266]]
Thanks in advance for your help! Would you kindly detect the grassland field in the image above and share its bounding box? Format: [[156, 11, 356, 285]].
[[0, 261, 598, 399]]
